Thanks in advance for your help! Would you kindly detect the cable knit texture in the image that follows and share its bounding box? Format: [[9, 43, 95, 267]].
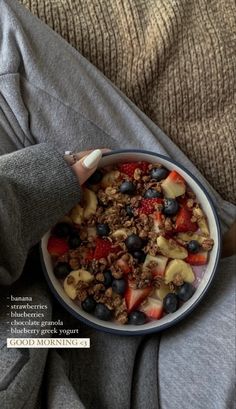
[[18, 0, 236, 203]]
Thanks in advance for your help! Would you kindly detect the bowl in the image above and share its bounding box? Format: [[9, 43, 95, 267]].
[[41, 149, 221, 335]]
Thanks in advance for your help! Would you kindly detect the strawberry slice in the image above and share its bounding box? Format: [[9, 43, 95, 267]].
[[84, 248, 95, 261], [125, 286, 152, 312], [116, 258, 132, 274], [168, 170, 185, 184], [162, 170, 186, 198], [47, 237, 69, 256], [119, 162, 137, 178], [140, 297, 163, 320], [138, 161, 149, 173], [139, 198, 163, 215], [154, 210, 164, 223], [153, 211, 165, 232], [185, 251, 208, 265], [93, 238, 112, 260], [175, 207, 198, 232], [119, 161, 149, 178]]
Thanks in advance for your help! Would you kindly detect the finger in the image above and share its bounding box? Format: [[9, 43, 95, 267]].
[[75, 148, 111, 161], [72, 149, 103, 185]]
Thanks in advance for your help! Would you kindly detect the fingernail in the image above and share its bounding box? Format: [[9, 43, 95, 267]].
[[82, 149, 102, 169]]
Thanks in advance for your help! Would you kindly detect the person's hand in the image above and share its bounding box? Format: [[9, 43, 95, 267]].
[[71, 148, 110, 185]]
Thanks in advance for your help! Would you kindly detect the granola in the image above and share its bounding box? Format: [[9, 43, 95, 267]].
[[48, 160, 214, 325]]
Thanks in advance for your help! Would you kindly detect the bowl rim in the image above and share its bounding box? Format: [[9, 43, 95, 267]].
[[40, 149, 221, 336]]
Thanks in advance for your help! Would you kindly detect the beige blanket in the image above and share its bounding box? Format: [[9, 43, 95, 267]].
[[19, 0, 236, 203]]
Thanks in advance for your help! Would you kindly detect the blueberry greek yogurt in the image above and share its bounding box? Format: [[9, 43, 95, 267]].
[[47, 161, 214, 325]]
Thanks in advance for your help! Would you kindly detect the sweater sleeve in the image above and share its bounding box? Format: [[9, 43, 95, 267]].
[[0, 143, 81, 286]]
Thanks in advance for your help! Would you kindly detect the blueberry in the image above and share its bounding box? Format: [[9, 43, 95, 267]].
[[81, 297, 96, 313], [128, 310, 146, 325], [187, 240, 200, 253], [126, 205, 134, 217], [94, 303, 112, 321], [87, 169, 103, 185], [68, 233, 81, 249], [96, 223, 110, 237], [150, 167, 169, 181], [112, 279, 127, 295], [163, 293, 179, 313], [177, 283, 195, 302], [53, 262, 70, 279], [125, 234, 143, 251], [163, 198, 179, 216], [103, 270, 113, 288], [53, 223, 72, 237], [120, 181, 136, 195], [132, 250, 146, 263], [144, 189, 162, 199]]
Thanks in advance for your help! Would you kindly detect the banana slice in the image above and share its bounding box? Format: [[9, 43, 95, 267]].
[[192, 206, 209, 236], [112, 228, 131, 240], [101, 170, 120, 188], [83, 188, 98, 219], [154, 282, 170, 301], [164, 259, 195, 284], [63, 269, 94, 300], [176, 232, 206, 244], [70, 204, 84, 224], [156, 236, 188, 259], [143, 254, 168, 277]]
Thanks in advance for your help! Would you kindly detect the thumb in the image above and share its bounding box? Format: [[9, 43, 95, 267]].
[[72, 149, 103, 185]]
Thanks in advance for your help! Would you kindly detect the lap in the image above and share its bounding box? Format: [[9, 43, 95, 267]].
[[0, 1, 235, 409], [159, 255, 236, 409]]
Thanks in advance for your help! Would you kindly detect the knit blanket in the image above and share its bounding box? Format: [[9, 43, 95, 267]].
[[18, 0, 236, 203]]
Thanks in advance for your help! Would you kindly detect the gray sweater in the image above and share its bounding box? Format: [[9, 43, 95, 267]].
[[0, 144, 80, 285], [0, 1, 235, 409]]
